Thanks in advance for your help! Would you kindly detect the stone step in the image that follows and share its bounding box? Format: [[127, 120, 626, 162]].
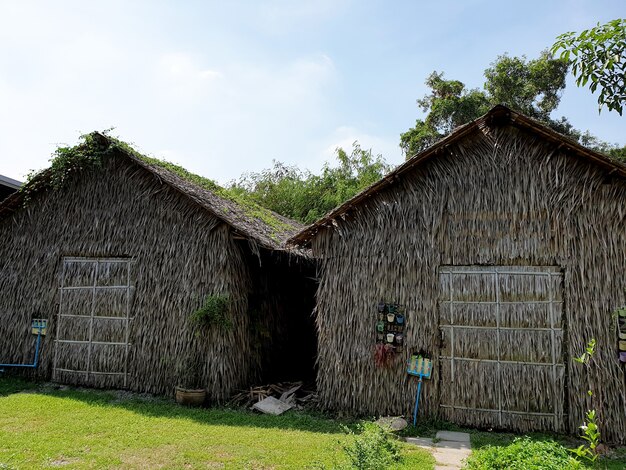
[[435, 430, 471, 443]]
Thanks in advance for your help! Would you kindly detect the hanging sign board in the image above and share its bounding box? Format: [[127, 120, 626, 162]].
[[31, 319, 48, 336], [407, 355, 432, 379]]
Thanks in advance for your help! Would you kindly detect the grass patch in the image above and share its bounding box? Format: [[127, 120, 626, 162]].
[[465, 436, 581, 469], [0, 378, 434, 469], [467, 431, 626, 470], [401, 417, 626, 469]]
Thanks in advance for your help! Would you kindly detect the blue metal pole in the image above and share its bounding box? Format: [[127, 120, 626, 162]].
[[413, 375, 423, 426], [0, 329, 43, 368]]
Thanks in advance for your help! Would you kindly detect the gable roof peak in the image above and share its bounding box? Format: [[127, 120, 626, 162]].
[[288, 105, 626, 246]]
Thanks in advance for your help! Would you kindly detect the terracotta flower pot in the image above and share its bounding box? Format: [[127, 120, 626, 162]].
[[175, 386, 206, 406]]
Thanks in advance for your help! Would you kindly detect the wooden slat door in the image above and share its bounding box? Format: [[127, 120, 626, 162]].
[[53, 258, 133, 389], [438, 266, 566, 432]]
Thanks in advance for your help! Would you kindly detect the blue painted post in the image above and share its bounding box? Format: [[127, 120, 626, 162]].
[[407, 355, 432, 427], [413, 375, 423, 426]]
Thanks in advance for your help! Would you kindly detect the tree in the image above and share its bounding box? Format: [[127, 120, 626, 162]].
[[231, 141, 391, 224], [551, 19, 626, 115], [400, 52, 571, 158], [484, 53, 569, 121]]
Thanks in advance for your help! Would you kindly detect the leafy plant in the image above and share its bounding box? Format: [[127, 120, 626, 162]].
[[400, 51, 570, 157], [190, 294, 232, 330], [465, 436, 581, 469], [335, 422, 401, 470], [570, 338, 601, 464], [574, 338, 596, 365], [231, 141, 391, 224], [21, 132, 112, 205], [570, 410, 600, 463], [552, 19, 626, 115]]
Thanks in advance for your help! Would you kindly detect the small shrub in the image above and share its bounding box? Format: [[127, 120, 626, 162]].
[[571, 338, 601, 463], [191, 294, 232, 330], [464, 437, 582, 470], [336, 422, 401, 470]]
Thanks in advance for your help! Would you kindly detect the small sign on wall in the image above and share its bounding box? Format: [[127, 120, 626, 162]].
[[31, 319, 48, 336]]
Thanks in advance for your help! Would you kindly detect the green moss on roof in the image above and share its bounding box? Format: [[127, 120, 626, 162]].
[[137, 154, 294, 236], [20, 132, 294, 240]]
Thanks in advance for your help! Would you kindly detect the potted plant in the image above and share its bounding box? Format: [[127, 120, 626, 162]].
[[174, 293, 231, 406], [175, 352, 206, 406]]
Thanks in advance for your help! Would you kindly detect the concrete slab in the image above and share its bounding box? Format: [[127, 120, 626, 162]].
[[434, 440, 471, 450], [251, 396, 293, 415], [433, 448, 471, 467], [435, 430, 471, 443], [404, 437, 435, 447], [405, 431, 472, 469]]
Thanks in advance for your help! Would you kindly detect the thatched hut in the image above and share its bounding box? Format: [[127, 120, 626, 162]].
[[0, 133, 316, 400], [289, 105, 626, 443]]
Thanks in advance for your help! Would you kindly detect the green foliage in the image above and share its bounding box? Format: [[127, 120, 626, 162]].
[[135, 155, 294, 237], [484, 52, 569, 121], [400, 52, 571, 158], [177, 294, 231, 389], [233, 141, 391, 224], [335, 422, 401, 470], [465, 436, 582, 469], [571, 338, 601, 464], [574, 338, 596, 365], [21, 132, 293, 238], [190, 294, 232, 330], [417, 71, 491, 135], [401, 50, 625, 160], [570, 410, 600, 463], [21, 132, 112, 205], [578, 133, 626, 162], [552, 19, 626, 115]]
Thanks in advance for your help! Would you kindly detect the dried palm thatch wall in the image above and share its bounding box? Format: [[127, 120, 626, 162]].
[[0, 154, 282, 400], [308, 123, 626, 443]]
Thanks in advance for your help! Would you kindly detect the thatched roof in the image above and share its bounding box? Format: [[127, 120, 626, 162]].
[[0, 133, 303, 250], [289, 105, 626, 246]]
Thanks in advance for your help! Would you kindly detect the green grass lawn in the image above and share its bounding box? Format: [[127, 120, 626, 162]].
[[0, 377, 434, 469]]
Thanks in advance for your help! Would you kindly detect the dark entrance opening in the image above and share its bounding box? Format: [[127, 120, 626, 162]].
[[244, 248, 318, 385]]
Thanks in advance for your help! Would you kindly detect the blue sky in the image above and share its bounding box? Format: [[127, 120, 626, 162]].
[[0, 1, 623, 184]]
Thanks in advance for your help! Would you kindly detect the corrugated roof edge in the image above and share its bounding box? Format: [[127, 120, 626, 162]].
[[0, 174, 22, 190]]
